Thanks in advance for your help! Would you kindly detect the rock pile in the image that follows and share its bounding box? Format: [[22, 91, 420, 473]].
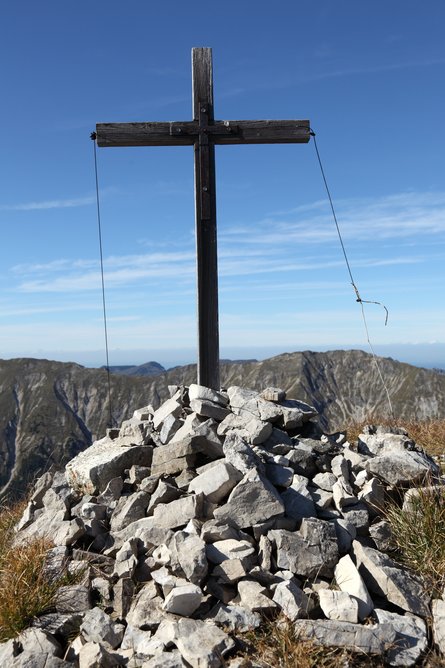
[[3, 384, 444, 667]]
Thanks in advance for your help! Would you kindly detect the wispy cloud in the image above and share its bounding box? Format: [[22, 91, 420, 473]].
[[0, 195, 96, 211], [220, 191, 445, 246]]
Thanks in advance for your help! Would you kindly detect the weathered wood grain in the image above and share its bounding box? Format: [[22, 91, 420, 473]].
[[95, 120, 310, 147]]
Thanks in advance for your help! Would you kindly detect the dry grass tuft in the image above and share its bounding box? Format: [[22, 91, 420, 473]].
[[0, 501, 67, 642], [385, 483, 445, 596]]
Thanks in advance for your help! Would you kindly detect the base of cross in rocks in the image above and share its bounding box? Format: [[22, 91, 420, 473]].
[[5, 383, 445, 667]]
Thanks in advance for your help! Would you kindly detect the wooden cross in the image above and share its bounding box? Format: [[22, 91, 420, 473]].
[[95, 47, 310, 390]]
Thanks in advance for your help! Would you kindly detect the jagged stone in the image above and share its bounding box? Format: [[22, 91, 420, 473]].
[[432, 598, 445, 653], [334, 554, 373, 621], [108, 517, 173, 555], [152, 494, 204, 529], [3, 628, 62, 666], [235, 579, 278, 613], [374, 609, 428, 666], [214, 469, 285, 529], [332, 479, 358, 510], [162, 583, 203, 616], [119, 417, 153, 446], [281, 474, 317, 521], [55, 584, 91, 614], [279, 399, 317, 429], [188, 460, 242, 503], [294, 619, 397, 655], [172, 618, 235, 667], [189, 384, 229, 406], [80, 607, 125, 648], [190, 398, 231, 421], [11, 654, 72, 667], [152, 394, 182, 430], [272, 579, 309, 621], [286, 445, 317, 477], [201, 520, 240, 543], [218, 412, 273, 445], [332, 517, 357, 555], [221, 432, 265, 474], [353, 540, 430, 617], [126, 581, 165, 629], [147, 480, 182, 515], [78, 641, 127, 668], [160, 413, 183, 444], [369, 520, 396, 552], [310, 486, 333, 512], [33, 612, 83, 639], [151, 435, 210, 475], [260, 387, 286, 402], [110, 491, 149, 532], [269, 518, 338, 579], [341, 503, 369, 535], [265, 462, 294, 487], [365, 450, 435, 486], [358, 431, 415, 456], [65, 439, 153, 494], [96, 476, 123, 504], [142, 650, 187, 667], [175, 532, 208, 585], [113, 577, 135, 619], [318, 589, 359, 623], [357, 477, 385, 516], [113, 538, 139, 579], [212, 558, 247, 583], [207, 602, 261, 631], [312, 472, 337, 491], [206, 539, 257, 570]]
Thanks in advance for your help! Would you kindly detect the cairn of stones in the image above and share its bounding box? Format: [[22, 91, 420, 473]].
[[3, 384, 445, 667]]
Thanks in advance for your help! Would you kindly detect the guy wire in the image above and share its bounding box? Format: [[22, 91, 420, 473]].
[[91, 132, 114, 428], [309, 129, 394, 420]]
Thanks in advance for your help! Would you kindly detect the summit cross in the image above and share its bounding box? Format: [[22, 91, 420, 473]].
[[95, 47, 310, 390]]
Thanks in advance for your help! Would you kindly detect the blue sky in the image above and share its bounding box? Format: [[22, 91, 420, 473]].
[[0, 1, 444, 369]]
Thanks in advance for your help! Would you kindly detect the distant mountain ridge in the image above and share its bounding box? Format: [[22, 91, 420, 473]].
[[104, 361, 166, 376], [0, 350, 444, 499]]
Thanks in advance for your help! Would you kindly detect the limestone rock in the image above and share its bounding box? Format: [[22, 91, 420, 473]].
[[206, 539, 256, 570], [272, 580, 310, 621], [374, 608, 428, 667], [188, 460, 242, 503], [152, 494, 204, 529], [294, 619, 397, 655], [207, 602, 261, 631], [334, 554, 373, 621], [65, 440, 153, 494], [80, 608, 124, 649], [172, 618, 235, 668], [353, 540, 430, 617], [318, 589, 359, 623], [162, 584, 203, 616], [270, 518, 338, 579], [151, 436, 210, 475], [214, 469, 284, 529], [432, 598, 445, 653]]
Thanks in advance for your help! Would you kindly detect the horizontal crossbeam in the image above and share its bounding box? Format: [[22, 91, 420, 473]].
[[95, 120, 311, 147]]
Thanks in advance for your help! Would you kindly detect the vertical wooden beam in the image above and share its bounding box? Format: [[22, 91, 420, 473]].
[[192, 47, 220, 390]]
